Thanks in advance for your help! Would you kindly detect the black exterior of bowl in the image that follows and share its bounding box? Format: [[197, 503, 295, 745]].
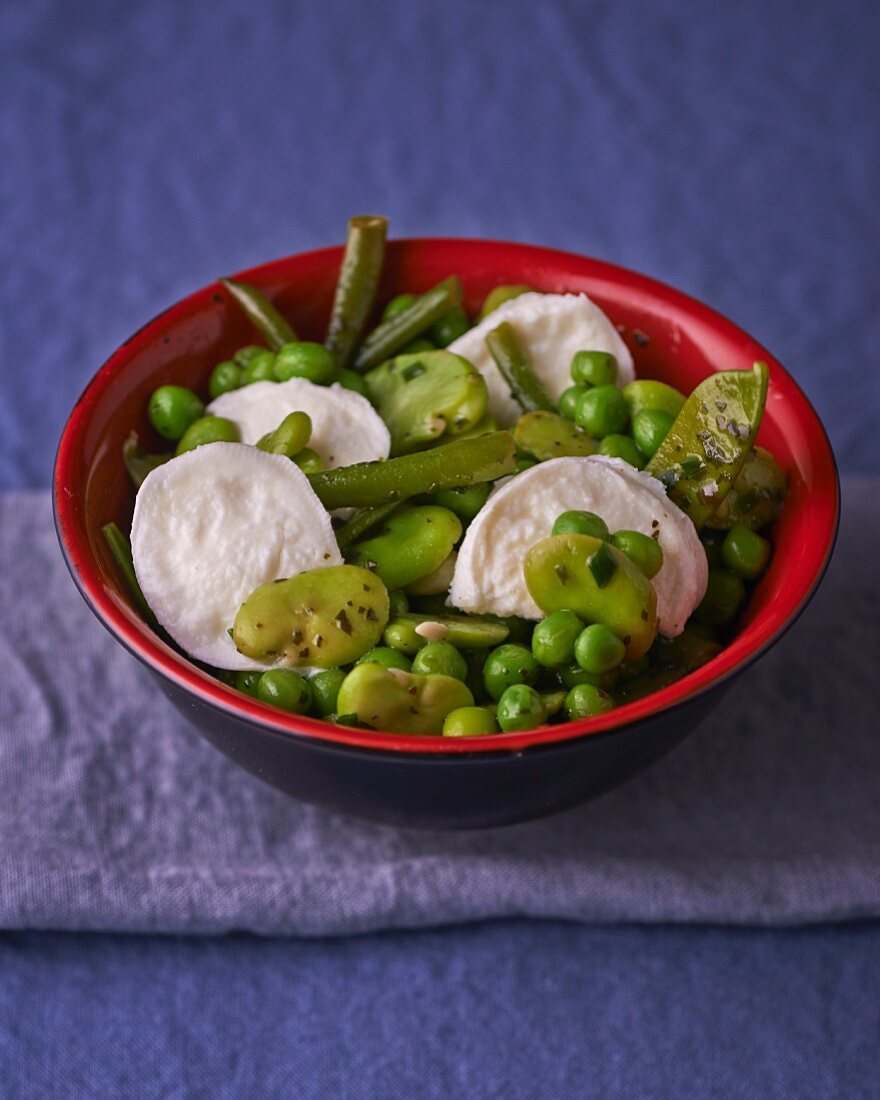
[[153, 672, 731, 829]]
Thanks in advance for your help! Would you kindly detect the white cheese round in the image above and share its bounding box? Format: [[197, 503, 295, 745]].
[[131, 442, 342, 670], [448, 292, 635, 426], [207, 379, 390, 468], [448, 456, 707, 637]]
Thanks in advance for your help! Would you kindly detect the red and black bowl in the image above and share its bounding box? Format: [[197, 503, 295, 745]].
[[54, 239, 839, 829]]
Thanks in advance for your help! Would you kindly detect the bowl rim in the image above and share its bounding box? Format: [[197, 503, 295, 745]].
[[53, 237, 840, 757]]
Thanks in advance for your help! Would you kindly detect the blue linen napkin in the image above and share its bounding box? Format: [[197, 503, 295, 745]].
[[0, 480, 877, 936]]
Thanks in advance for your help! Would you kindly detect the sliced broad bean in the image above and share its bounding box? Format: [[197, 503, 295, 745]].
[[524, 533, 658, 659], [364, 350, 488, 455], [349, 505, 462, 590], [513, 411, 596, 462], [336, 663, 473, 734], [705, 446, 788, 531], [232, 564, 389, 668]]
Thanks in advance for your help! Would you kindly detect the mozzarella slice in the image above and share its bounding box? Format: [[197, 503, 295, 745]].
[[131, 443, 342, 670], [449, 456, 707, 637], [208, 379, 390, 468], [448, 292, 635, 426]]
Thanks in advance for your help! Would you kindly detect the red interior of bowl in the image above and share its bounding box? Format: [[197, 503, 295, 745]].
[[54, 239, 839, 754]]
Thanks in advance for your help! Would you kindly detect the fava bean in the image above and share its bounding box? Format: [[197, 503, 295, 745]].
[[478, 284, 534, 319], [240, 349, 277, 385], [256, 411, 312, 458], [175, 416, 240, 455], [524, 534, 657, 659], [513, 411, 596, 462], [350, 505, 461, 590], [335, 662, 473, 734], [209, 360, 243, 398], [356, 646, 413, 672], [232, 564, 389, 668]]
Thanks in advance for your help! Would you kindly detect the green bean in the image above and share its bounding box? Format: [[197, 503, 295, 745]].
[[122, 431, 170, 490], [384, 614, 510, 654], [325, 215, 388, 370], [307, 430, 516, 511], [646, 362, 769, 530], [101, 523, 157, 627], [485, 322, 555, 414], [335, 501, 402, 551], [220, 278, 298, 350], [354, 276, 463, 372]]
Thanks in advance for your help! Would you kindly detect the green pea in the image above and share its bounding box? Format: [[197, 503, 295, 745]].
[[574, 385, 629, 437], [383, 619, 424, 655], [478, 284, 534, 319], [257, 669, 313, 714], [240, 349, 277, 385], [559, 663, 619, 692], [175, 416, 240, 455], [336, 369, 370, 397], [208, 360, 243, 399], [232, 670, 262, 698], [623, 379, 686, 421], [632, 409, 674, 459], [148, 385, 205, 442], [571, 350, 618, 387], [434, 482, 491, 523], [442, 706, 498, 737], [564, 683, 615, 720], [274, 341, 337, 385], [597, 434, 645, 468], [695, 568, 747, 628], [611, 530, 664, 579], [233, 345, 268, 368], [309, 669, 348, 717], [483, 644, 541, 702], [558, 384, 590, 421], [388, 590, 410, 618], [574, 624, 625, 674], [356, 646, 413, 672], [292, 447, 324, 474], [383, 293, 418, 320], [552, 510, 610, 541], [430, 305, 470, 347], [531, 610, 584, 668], [256, 411, 312, 458], [412, 641, 468, 681], [720, 523, 771, 580], [496, 684, 548, 732]]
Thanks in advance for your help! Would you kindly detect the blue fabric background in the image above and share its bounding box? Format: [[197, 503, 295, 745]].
[[1, 0, 878, 1095]]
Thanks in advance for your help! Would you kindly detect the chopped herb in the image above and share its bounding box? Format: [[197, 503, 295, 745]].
[[588, 543, 617, 588]]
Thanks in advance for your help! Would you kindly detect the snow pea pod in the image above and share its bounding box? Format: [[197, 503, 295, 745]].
[[524, 533, 658, 659], [513, 411, 596, 462], [220, 278, 298, 350], [325, 215, 388, 371], [645, 362, 769, 530], [122, 431, 170, 489], [232, 564, 389, 669], [307, 431, 517, 511], [485, 322, 555, 414], [354, 277, 462, 372], [335, 662, 473, 734], [364, 349, 488, 455], [349, 505, 462, 591]]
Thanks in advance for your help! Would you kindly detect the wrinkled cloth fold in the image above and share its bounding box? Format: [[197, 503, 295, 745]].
[[0, 482, 878, 936]]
